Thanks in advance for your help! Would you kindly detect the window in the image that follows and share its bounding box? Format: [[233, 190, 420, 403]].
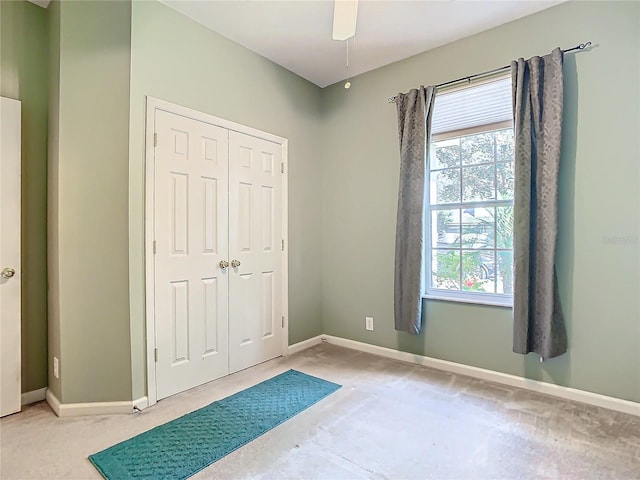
[[425, 76, 514, 306]]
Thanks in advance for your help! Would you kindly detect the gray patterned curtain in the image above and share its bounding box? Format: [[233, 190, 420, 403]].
[[511, 48, 568, 358], [394, 86, 436, 334]]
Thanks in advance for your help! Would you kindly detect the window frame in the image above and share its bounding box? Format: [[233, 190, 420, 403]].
[[424, 119, 514, 308]]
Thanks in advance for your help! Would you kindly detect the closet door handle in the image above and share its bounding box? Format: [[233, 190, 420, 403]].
[[231, 259, 241, 268], [219, 260, 229, 269]]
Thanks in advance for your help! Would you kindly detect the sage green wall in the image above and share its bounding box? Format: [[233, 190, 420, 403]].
[[321, 1, 640, 402], [128, 1, 324, 398], [48, 0, 133, 403], [0, 0, 49, 394]]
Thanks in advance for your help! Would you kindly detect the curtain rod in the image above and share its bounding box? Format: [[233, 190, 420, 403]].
[[387, 41, 592, 103]]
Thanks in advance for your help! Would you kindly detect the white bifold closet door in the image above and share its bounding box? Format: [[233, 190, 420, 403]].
[[154, 110, 230, 400], [228, 131, 283, 374], [154, 110, 283, 401]]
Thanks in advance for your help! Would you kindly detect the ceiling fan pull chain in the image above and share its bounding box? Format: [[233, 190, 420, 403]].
[[346, 38, 350, 70], [344, 39, 352, 89]]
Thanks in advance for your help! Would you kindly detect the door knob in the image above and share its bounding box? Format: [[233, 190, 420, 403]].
[[219, 260, 229, 269], [231, 259, 241, 268], [1, 267, 16, 279]]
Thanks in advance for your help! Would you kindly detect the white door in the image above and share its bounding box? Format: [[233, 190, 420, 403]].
[[0, 97, 21, 417], [154, 110, 230, 400], [228, 131, 283, 373]]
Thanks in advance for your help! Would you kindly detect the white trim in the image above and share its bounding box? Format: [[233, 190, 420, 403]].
[[45, 390, 141, 417], [287, 335, 323, 355], [144, 97, 289, 408], [146, 97, 288, 145], [424, 293, 512, 308], [281, 139, 289, 356], [144, 97, 157, 407], [321, 335, 640, 417], [432, 120, 513, 142], [45, 389, 61, 415], [21, 387, 47, 406], [133, 396, 149, 411]]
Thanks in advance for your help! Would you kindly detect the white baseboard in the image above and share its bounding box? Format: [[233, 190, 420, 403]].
[[133, 396, 149, 411], [318, 335, 640, 417], [21, 387, 47, 406], [287, 335, 323, 355], [45, 390, 145, 417], [45, 389, 61, 415]]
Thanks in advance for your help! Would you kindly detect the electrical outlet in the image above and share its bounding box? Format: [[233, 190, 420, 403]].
[[365, 316, 374, 331], [53, 357, 59, 379]]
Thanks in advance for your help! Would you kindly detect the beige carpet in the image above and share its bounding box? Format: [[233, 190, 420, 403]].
[[2, 344, 639, 479]]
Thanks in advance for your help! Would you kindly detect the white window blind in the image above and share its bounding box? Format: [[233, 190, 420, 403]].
[[431, 76, 512, 135]]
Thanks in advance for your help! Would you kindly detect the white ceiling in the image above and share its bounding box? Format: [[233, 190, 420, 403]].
[[161, 0, 564, 88]]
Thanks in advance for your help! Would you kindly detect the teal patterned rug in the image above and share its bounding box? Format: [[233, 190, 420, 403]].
[[89, 369, 341, 480]]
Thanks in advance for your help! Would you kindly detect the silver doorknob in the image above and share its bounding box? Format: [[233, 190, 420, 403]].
[[1, 268, 16, 279], [231, 259, 241, 268], [219, 260, 229, 269]]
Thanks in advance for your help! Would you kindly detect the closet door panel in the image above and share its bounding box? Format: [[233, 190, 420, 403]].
[[228, 131, 283, 373], [154, 110, 230, 400]]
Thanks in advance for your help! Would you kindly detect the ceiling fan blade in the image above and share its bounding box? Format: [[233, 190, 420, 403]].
[[332, 0, 359, 41]]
